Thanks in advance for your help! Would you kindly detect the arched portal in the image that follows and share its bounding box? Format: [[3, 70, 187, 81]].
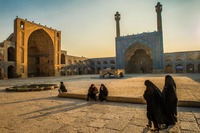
[[8, 65, 15, 78], [175, 64, 183, 73], [186, 63, 194, 73], [125, 44, 152, 73], [28, 29, 54, 77], [165, 64, 173, 73], [8, 47, 15, 61]]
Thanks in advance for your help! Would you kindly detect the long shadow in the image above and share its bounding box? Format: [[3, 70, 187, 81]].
[[24, 99, 200, 120], [20, 98, 145, 120], [25, 101, 95, 119], [26, 100, 144, 120], [0, 95, 76, 105], [20, 101, 85, 116], [0, 96, 59, 105]]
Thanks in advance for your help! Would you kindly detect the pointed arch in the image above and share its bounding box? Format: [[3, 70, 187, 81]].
[[28, 29, 54, 77], [125, 43, 152, 73], [8, 47, 15, 61]]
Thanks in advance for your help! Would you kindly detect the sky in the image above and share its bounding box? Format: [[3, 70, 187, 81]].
[[0, 0, 200, 58]]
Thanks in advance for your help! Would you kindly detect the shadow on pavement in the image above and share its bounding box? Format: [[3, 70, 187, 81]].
[[23, 101, 95, 119]]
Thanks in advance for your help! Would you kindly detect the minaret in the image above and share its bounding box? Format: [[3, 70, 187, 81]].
[[155, 2, 162, 32], [115, 12, 121, 37]]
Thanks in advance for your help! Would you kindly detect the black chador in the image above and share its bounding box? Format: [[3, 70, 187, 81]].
[[87, 84, 98, 101], [59, 82, 67, 93], [99, 84, 108, 101], [162, 75, 178, 126], [143, 80, 167, 131]]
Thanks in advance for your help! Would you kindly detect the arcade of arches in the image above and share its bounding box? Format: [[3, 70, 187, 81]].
[[125, 44, 152, 73], [164, 63, 200, 73], [164, 51, 200, 73], [28, 29, 54, 77]]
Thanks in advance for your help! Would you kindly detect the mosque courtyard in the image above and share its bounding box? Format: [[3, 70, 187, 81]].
[[0, 74, 200, 132]]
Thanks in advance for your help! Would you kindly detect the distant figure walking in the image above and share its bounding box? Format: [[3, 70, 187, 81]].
[[58, 82, 67, 93], [87, 84, 98, 101], [99, 84, 108, 102], [162, 75, 178, 126]]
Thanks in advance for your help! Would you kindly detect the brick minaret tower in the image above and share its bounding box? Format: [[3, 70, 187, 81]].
[[155, 2, 162, 32], [115, 12, 121, 37]]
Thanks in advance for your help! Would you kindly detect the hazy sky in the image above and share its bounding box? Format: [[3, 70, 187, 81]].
[[0, 0, 200, 58]]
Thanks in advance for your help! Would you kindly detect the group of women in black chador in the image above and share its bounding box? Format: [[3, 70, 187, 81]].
[[143, 75, 178, 131], [87, 84, 108, 102]]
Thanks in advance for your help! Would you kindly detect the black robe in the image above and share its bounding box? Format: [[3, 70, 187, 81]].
[[143, 80, 167, 130], [87, 86, 98, 100], [99, 86, 108, 101], [162, 75, 178, 125], [60, 83, 67, 92]]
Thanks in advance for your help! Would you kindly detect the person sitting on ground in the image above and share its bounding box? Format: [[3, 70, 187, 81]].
[[87, 84, 98, 101], [99, 84, 108, 102], [58, 82, 67, 93]]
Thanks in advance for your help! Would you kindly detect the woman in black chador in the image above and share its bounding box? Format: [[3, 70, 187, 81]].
[[143, 80, 167, 131], [98, 84, 108, 102], [162, 75, 178, 126], [87, 84, 98, 101], [58, 82, 67, 93]]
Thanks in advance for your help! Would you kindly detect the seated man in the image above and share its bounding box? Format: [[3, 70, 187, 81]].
[[87, 84, 98, 101]]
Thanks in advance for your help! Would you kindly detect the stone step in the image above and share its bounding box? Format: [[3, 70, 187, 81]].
[[58, 92, 200, 108]]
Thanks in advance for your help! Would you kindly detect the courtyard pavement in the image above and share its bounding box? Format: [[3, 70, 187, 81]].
[[0, 74, 200, 132]]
